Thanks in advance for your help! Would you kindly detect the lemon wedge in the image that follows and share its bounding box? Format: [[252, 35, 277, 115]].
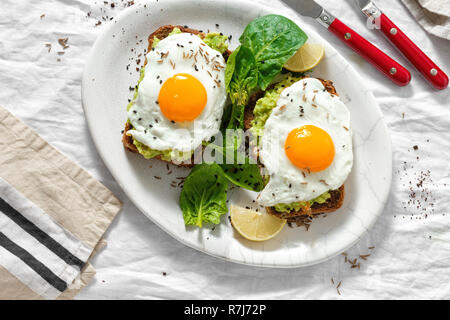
[[230, 205, 286, 242], [284, 43, 325, 73]]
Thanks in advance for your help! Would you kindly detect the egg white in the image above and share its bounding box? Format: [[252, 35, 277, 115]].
[[127, 33, 227, 153], [258, 78, 353, 207]]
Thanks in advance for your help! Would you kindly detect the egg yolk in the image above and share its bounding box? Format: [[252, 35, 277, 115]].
[[284, 125, 335, 172], [158, 73, 207, 122]]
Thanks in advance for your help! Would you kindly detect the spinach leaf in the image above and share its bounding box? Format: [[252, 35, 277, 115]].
[[179, 163, 228, 227], [239, 14, 308, 90], [221, 163, 264, 192], [204, 142, 264, 192], [225, 46, 258, 129]]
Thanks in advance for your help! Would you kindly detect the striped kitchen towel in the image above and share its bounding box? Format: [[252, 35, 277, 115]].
[[0, 177, 93, 299], [0, 106, 122, 299]]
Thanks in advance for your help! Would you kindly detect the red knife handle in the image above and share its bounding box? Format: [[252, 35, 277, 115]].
[[328, 18, 411, 87], [379, 13, 449, 90]]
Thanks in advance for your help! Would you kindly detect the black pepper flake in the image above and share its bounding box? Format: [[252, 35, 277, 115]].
[[215, 23, 219, 27], [133, 110, 137, 114]]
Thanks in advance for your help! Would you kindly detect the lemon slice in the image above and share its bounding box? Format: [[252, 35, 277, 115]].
[[284, 43, 325, 73], [230, 205, 286, 242]]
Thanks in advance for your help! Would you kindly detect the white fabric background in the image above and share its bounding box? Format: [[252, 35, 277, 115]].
[[1, 0, 449, 299]]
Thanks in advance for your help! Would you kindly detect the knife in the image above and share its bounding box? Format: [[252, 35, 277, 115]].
[[357, 0, 448, 90], [281, 0, 411, 87]]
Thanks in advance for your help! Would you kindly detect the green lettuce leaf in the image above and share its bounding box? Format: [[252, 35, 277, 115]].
[[179, 163, 229, 227]]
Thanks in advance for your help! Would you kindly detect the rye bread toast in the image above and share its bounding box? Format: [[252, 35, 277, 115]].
[[122, 25, 232, 168], [244, 77, 345, 227]]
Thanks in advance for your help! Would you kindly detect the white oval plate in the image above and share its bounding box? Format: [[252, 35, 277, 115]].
[[82, 0, 392, 268]]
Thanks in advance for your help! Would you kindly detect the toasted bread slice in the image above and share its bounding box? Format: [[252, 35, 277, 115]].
[[122, 25, 232, 168], [244, 77, 345, 227]]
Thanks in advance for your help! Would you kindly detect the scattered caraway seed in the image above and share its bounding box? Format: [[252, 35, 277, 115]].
[[58, 38, 69, 49], [40, 14, 45, 19]]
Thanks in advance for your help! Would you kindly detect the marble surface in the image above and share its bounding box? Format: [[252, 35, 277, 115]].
[[1, 0, 449, 299]]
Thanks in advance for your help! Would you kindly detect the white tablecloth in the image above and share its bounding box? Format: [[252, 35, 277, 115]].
[[1, 0, 449, 299]]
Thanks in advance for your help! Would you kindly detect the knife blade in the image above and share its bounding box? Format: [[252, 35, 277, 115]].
[[356, 0, 448, 90], [281, 0, 411, 86]]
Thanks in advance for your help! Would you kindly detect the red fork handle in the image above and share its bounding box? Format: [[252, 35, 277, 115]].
[[379, 13, 449, 90], [328, 18, 411, 87]]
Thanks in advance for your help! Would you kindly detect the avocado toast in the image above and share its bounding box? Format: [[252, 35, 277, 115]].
[[122, 25, 232, 168], [244, 77, 346, 228]]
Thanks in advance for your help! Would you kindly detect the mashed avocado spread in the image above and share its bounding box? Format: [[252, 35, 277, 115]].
[[127, 28, 229, 162], [250, 75, 304, 138], [152, 28, 229, 53], [274, 192, 331, 213], [252, 75, 331, 213]]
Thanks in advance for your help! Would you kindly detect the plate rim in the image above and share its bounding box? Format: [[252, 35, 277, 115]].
[[81, 0, 392, 268]]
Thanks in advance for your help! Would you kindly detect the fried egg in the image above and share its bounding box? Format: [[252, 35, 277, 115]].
[[258, 78, 353, 207], [127, 33, 227, 153]]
